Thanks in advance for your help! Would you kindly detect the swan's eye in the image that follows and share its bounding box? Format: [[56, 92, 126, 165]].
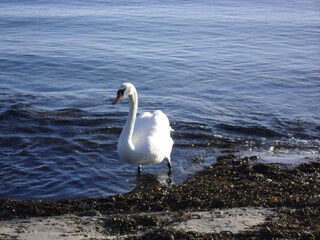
[[117, 89, 126, 97]]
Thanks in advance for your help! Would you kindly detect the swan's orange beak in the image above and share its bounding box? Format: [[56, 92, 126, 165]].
[[112, 90, 124, 105]]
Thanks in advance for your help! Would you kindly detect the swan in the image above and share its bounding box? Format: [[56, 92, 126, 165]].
[[112, 83, 174, 174]]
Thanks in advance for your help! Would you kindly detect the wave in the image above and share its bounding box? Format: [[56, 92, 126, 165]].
[[172, 120, 320, 153], [1, 102, 319, 154], [217, 123, 285, 138]]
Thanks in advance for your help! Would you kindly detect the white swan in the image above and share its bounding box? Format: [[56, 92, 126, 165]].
[[112, 83, 174, 174]]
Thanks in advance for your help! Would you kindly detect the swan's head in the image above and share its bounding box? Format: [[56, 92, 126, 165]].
[[112, 82, 136, 105]]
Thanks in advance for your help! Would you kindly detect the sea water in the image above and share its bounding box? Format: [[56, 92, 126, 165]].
[[0, 0, 319, 200]]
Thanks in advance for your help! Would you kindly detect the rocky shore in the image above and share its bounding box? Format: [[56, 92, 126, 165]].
[[1, 154, 319, 239]]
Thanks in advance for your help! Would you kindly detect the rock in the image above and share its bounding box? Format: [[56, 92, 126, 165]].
[[77, 210, 101, 217]]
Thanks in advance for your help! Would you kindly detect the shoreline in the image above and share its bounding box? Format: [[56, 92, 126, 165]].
[[1, 154, 319, 239]]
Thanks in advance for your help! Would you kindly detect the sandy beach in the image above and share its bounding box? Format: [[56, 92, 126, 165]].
[[0, 207, 274, 239]]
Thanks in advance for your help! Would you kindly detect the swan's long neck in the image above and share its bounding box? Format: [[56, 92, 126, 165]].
[[122, 90, 138, 149]]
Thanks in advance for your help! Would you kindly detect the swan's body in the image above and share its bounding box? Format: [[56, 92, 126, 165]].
[[113, 83, 173, 173]]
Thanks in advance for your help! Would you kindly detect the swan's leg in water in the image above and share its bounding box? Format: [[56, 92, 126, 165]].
[[137, 164, 142, 175], [166, 158, 172, 174]]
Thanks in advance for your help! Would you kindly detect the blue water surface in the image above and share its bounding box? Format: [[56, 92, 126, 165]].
[[0, 0, 319, 200]]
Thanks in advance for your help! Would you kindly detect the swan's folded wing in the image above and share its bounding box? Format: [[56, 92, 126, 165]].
[[133, 110, 173, 147]]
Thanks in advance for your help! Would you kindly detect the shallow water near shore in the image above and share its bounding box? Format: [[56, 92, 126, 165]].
[[1, 0, 319, 200]]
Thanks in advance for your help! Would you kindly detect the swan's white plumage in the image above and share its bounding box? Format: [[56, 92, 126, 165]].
[[113, 83, 173, 170], [131, 110, 173, 164]]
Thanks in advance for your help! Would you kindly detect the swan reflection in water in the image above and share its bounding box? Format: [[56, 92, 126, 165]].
[[131, 171, 173, 193]]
